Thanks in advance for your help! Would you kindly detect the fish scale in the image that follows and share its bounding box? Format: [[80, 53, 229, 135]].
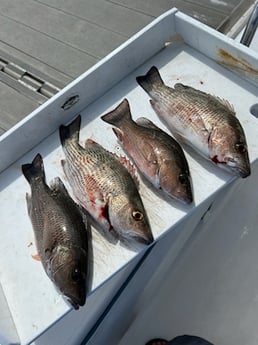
[[59, 115, 153, 246], [101, 98, 193, 204], [136, 66, 250, 178], [21, 153, 88, 310]]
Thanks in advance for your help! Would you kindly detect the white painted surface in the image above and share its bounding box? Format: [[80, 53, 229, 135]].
[[235, 27, 258, 52], [98, 160, 258, 345], [0, 9, 257, 345]]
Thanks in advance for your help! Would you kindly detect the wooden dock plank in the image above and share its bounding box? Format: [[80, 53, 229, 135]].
[[34, 0, 154, 37]]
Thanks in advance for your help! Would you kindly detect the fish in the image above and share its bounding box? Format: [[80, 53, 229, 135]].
[[146, 335, 214, 345], [101, 99, 193, 204], [21, 154, 88, 310], [136, 66, 251, 178], [59, 115, 153, 246]]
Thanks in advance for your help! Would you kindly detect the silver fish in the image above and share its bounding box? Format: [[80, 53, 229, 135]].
[[101, 99, 193, 204], [22, 154, 88, 310], [59, 115, 153, 246], [136, 66, 250, 178]]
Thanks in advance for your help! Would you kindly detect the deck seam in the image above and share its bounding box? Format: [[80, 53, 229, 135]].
[[33, 0, 137, 38], [0, 38, 76, 79], [0, 12, 102, 60]]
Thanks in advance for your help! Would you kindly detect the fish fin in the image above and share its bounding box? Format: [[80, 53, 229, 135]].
[[59, 115, 81, 146], [136, 66, 164, 93], [84, 175, 112, 230], [42, 219, 57, 259], [174, 83, 210, 97], [31, 253, 41, 261], [101, 99, 132, 128], [21, 153, 45, 184], [214, 96, 235, 113], [136, 117, 160, 130], [174, 83, 190, 90], [25, 192, 33, 217], [174, 83, 235, 113], [112, 127, 124, 142], [61, 159, 69, 179], [150, 99, 164, 116], [50, 176, 69, 196], [84, 138, 105, 151], [116, 155, 139, 188]]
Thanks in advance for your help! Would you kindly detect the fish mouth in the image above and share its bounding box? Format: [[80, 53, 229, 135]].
[[230, 165, 251, 178], [212, 155, 251, 178], [66, 293, 86, 310], [224, 157, 250, 178], [181, 194, 193, 205], [171, 191, 193, 205], [133, 234, 154, 245]]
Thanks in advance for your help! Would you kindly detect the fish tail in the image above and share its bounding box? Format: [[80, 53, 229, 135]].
[[101, 99, 132, 128], [59, 115, 81, 147], [136, 66, 164, 93], [21, 153, 46, 184]]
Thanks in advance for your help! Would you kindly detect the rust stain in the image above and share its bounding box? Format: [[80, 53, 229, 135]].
[[218, 48, 258, 75]]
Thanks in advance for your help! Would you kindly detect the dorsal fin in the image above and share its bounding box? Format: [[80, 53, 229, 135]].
[[136, 117, 160, 130], [214, 96, 235, 114], [174, 83, 235, 114], [113, 154, 139, 188]]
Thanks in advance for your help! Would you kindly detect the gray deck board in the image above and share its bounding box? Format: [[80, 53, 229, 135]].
[[0, 14, 98, 78], [0, 0, 255, 135], [0, 0, 129, 58], [0, 41, 72, 87], [34, 0, 154, 37], [0, 81, 37, 131]]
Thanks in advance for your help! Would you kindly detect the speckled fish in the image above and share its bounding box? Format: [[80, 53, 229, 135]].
[[59, 115, 153, 246], [21, 154, 88, 310], [101, 99, 193, 204], [136, 66, 250, 178]]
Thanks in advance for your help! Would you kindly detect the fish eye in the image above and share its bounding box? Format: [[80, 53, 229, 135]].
[[71, 268, 82, 282], [132, 210, 144, 221], [178, 174, 188, 184], [235, 143, 246, 153]]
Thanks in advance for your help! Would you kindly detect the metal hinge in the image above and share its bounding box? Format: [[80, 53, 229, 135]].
[[0, 57, 60, 99]]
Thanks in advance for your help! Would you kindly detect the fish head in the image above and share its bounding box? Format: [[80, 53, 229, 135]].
[[48, 245, 87, 309], [158, 159, 193, 204], [209, 126, 250, 178], [109, 195, 154, 245]]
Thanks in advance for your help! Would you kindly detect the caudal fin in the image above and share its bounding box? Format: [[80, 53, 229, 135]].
[[101, 99, 132, 128], [21, 153, 45, 184], [136, 66, 164, 94], [59, 115, 81, 147]]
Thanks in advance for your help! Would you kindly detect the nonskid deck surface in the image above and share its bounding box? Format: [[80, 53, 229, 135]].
[[0, 0, 255, 135]]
